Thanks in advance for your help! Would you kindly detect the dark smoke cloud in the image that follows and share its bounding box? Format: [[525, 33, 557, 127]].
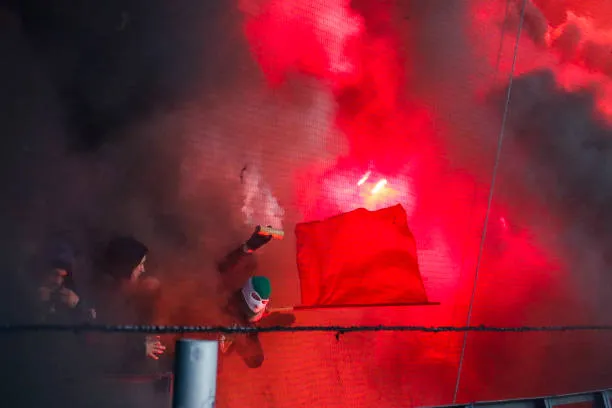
[[508, 0, 548, 47], [5, 0, 611, 404], [0, 0, 334, 406], [12, 0, 237, 151], [0, 0, 244, 259], [400, 0, 500, 172], [401, 0, 612, 305], [497, 69, 612, 305], [483, 0, 612, 313], [398, 0, 612, 399], [511, 0, 612, 80]]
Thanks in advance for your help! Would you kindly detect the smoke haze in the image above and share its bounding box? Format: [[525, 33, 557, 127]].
[[0, 0, 336, 405], [3, 0, 612, 406]]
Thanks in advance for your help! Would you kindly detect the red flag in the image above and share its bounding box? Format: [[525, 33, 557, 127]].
[[295, 204, 428, 307]]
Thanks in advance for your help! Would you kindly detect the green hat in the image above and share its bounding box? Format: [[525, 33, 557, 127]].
[[251, 276, 271, 299], [242, 276, 271, 314]]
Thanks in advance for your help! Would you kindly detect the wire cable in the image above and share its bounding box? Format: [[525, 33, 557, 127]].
[[0, 323, 611, 334], [452, 0, 528, 403]]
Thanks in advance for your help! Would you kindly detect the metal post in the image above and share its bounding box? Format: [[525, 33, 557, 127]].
[[172, 339, 219, 408]]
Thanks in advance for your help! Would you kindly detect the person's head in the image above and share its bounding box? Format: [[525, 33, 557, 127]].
[[46, 261, 71, 290], [102, 236, 149, 283], [241, 276, 271, 321], [45, 242, 75, 290]]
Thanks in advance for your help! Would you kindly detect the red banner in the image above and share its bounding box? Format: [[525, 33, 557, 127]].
[[295, 204, 428, 307]]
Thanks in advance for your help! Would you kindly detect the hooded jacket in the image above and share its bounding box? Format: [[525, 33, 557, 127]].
[[91, 236, 160, 376], [217, 246, 259, 325]]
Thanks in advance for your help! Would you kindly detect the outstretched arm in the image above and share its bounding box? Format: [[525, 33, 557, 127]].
[[218, 226, 273, 274], [218, 246, 250, 275]]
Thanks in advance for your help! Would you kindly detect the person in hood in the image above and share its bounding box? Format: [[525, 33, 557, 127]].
[[216, 226, 296, 368], [33, 240, 97, 394], [92, 236, 166, 375], [37, 242, 95, 323], [102, 236, 149, 283]]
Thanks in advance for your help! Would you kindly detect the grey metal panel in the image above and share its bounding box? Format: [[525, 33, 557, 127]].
[[601, 391, 612, 408], [424, 390, 612, 408], [172, 339, 218, 408], [479, 401, 540, 408], [547, 393, 595, 406]]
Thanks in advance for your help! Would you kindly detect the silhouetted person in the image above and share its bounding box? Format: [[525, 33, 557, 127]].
[[217, 226, 296, 368], [91, 236, 165, 376]]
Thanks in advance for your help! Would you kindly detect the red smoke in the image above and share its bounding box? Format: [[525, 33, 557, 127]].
[[242, 0, 363, 89], [242, 0, 413, 170], [240, 0, 494, 286], [235, 0, 612, 405]]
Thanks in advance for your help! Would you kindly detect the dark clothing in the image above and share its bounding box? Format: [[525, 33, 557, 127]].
[[91, 277, 162, 376], [225, 329, 265, 369], [35, 295, 93, 386], [218, 247, 259, 322], [86, 273, 171, 407], [218, 246, 258, 295], [88, 236, 159, 375], [102, 236, 148, 281], [39, 293, 93, 325], [217, 246, 266, 368]]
